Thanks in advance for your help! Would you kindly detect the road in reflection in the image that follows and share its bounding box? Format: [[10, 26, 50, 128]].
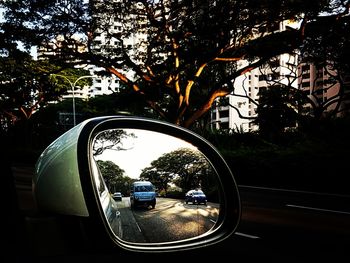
[[112, 197, 219, 243]]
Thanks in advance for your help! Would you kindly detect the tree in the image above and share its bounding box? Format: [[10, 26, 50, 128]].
[[0, 19, 95, 149], [0, 6, 93, 133], [299, 11, 350, 119], [0, 56, 51, 126], [1, 0, 349, 128], [96, 160, 125, 193], [93, 129, 136, 156], [86, 90, 155, 118], [140, 148, 215, 194], [254, 86, 301, 140], [0, 50, 92, 132], [95, 160, 135, 195], [0, 58, 93, 150]]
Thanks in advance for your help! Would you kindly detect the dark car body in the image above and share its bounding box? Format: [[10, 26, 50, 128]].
[[185, 189, 207, 205]]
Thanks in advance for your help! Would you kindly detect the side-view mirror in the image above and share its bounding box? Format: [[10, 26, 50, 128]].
[[33, 116, 241, 253]]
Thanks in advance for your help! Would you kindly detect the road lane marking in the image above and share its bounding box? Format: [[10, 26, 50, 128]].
[[135, 221, 142, 232], [239, 184, 350, 198], [286, 204, 350, 215], [235, 232, 260, 239]]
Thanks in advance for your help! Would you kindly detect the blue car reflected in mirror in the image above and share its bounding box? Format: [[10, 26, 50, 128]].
[[185, 189, 207, 205]]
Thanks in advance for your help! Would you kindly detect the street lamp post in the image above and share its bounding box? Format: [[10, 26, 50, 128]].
[[51, 74, 96, 126]]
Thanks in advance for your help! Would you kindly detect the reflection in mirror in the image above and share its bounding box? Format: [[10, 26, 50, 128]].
[[92, 129, 221, 244], [90, 157, 123, 238]]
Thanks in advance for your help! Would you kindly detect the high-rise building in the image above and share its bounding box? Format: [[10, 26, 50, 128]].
[[298, 62, 350, 118], [37, 0, 144, 99], [88, 0, 147, 98], [211, 20, 299, 133]]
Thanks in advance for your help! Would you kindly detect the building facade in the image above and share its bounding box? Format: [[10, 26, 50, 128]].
[[298, 62, 350, 118], [210, 20, 300, 133]]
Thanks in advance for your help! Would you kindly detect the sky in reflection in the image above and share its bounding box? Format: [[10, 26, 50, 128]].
[[95, 129, 198, 179]]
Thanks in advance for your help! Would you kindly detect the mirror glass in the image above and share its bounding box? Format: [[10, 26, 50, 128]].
[[92, 128, 221, 243]]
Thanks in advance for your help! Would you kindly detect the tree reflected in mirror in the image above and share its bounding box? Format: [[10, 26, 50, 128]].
[[92, 129, 221, 243], [140, 148, 219, 202]]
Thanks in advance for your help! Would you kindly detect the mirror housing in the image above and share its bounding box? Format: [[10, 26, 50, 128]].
[[33, 116, 241, 252]]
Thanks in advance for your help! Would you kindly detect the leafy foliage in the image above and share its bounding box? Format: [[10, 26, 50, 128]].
[[96, 160, 128, 194], [0, 53, 92, 132], [93, 129, 136, 156], [254, 86, 301, 140], [140, 147, 216, 195], [2, 0, 349, 129]]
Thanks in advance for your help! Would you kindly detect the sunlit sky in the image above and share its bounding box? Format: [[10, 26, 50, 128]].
[[0, 8, 4, 22], [94, 129, 198, 179], [1, 8, 37, 58]]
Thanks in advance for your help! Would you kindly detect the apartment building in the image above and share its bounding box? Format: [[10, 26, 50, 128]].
[[36, 35, 96, 100], [89, 0, 147, 98], [298, 63, 350, 117], [36, 1, 144, 99], [211, 20, 300, 133]]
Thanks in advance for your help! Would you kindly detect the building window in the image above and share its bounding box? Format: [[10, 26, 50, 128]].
[[220, 122, 229, 130], [316, 80, 323, 87], [259, 75, 266, 81], [302, 82, 310, 88], [269, 60, 280, 68], [237, 102, 245, 108], [219, 109, 229, 118], [302, 73, 310, 79], [301, 65, 310, 72], [218, 97, 229, 107]]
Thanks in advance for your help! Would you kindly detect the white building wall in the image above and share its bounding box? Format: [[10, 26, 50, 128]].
[[89, 7, 147, 97], [211, 20, 300, 133]]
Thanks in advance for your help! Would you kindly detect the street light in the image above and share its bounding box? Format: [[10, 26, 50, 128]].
[[51, 74, 96, 126]]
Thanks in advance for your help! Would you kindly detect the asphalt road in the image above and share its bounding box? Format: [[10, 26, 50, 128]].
[[228, 185, 350, 261], [114, 197, 219, 243]]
